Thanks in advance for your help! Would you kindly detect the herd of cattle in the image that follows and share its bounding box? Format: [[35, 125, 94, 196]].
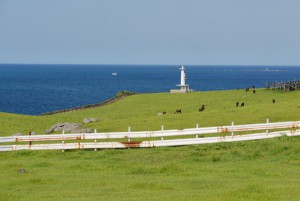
[[174, 104, 204, 114], [160, 86, 276, 115]]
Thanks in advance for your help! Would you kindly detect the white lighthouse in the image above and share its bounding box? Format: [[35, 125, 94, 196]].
[[170, 65, 190, 93]]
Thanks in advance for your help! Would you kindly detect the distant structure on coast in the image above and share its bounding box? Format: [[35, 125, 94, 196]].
[[170, 65, 190, 93], [266, 80, 300, 91]]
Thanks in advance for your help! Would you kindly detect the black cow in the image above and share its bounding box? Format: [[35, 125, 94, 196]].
[[199, 105, 205, 112], [245, 88, 249, 92], [236, 102, 239, 107], [272, 99, 275, 104], [174, 109, 181, 114], [253, 89, 256, 94], [241, 102, 245, 107]]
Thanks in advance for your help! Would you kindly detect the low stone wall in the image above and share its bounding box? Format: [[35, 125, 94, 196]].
[[170, 89, 187, 94]]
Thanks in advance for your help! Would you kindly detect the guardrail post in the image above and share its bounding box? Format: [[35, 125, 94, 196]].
[[266, 118, 269, 135], [196, 123, 199, 138], [29, 131, 32, 147], [62, 129, 65, 152], [128, 127, 131, 142], [161, 125, 164, 141], [231, 121, 234, 137], [94, 129, 97, 151]]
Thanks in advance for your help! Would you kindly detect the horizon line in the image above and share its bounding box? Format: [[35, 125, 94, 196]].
[[0, 63, 300, 67]]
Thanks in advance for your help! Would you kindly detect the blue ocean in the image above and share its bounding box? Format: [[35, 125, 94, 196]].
[[1, 64, 300, 115]]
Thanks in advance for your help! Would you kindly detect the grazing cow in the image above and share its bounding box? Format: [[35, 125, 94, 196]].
[[245, 88, 249, 92], [253, 89, 256, 94], [241, 102, 245, 107], [199, 105, 205, 112], [272, 99, 275, 104], [163, 111, 166, 114], [236, 102, 239, 107], [174, 109, 181, 114]]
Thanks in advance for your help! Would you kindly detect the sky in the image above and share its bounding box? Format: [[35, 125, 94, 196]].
[[0, 0, 299, 65]]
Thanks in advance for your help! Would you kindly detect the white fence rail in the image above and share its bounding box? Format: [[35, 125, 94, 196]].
[[0, 121, 299, 151]]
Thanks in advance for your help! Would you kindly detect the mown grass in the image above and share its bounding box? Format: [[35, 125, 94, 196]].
[[0, 89, 300, 201]]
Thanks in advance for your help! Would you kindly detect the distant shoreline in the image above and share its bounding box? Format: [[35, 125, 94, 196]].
[[1, 65, 300, 115], [41, 91, 136, 116]]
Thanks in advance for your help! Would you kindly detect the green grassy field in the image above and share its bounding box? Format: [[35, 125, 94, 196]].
[[1, 89, 300, 136], [0, 89, 300, 201], [0, 137, 299, 201]]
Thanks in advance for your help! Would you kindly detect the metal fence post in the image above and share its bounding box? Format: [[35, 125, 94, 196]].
[[94, 129, 97, 151], [161, 125, 164, 141], [29, 131, 32, 147], [266, 118, 269, 135], [128, 127, 131, 142], [231, 121, 234, 137], [62, 129, 65, 152], [196, 123, 199, 138]]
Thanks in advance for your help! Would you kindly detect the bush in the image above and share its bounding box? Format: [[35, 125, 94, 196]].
[[115, 90, 136, 98]]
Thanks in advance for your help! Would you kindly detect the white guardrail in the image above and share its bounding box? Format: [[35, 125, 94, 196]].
[[0, 121, 299, 151]]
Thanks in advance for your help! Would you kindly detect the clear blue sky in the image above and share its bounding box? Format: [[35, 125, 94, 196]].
[[0, 0, 299, 65]]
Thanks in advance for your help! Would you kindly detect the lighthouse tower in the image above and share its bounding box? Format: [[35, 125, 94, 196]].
[[170, 65, 190, 93]]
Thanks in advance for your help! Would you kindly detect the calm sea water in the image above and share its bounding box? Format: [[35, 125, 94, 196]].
[[1, 64, 300, 115]]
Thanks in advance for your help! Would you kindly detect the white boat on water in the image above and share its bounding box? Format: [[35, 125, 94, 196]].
[[112, 72, 117, 76]]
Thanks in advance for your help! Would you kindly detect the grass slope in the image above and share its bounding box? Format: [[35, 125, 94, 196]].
[[1, 89, 300, 135], [0, 137, 299, 201], [0, 89, 300, 201]]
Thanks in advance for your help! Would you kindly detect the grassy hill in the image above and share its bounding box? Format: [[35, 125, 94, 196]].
[[0, 89, 300, 201], [1, 88, 300, 136]]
